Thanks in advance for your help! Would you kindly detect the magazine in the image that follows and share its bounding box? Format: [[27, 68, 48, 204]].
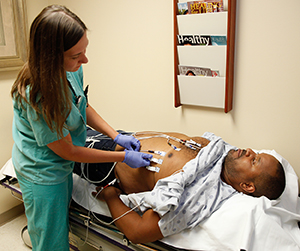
[[177, 2, 188, 15], [206, 0, 224, 12], [177, 34, 211, 46], [178, 0, 223, 15], [179, 65, 220, 77], [211, 35, 227, 45], [188, 1, 207, 14], [177, 34, 226, 46]]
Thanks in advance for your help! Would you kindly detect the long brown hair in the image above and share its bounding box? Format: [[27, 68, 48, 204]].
[[11, 5, 87, 139]]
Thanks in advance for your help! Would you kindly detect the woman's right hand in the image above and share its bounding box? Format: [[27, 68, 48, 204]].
[[123, 150, 152, 168]]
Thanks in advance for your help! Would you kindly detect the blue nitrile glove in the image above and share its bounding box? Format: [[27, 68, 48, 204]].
[[123, 150, 152, 169], [114, 134, 140, 151]]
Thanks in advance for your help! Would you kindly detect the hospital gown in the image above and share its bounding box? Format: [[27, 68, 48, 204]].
[[126, 132, 238, 237]]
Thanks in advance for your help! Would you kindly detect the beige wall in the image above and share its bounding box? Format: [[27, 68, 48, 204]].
[[0, 71, 18, 215], [0, 0, 48, 216], [1, 0, 299, 215]]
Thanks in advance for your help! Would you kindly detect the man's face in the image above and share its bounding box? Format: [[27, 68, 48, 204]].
[[224, 148, 278, 184]]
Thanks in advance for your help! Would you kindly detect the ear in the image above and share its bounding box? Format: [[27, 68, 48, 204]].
[[239, 182, 256, 194]]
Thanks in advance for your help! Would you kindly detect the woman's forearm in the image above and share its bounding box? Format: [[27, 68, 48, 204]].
[[86, 104, 118, 140], [47, 132, 125, 163]]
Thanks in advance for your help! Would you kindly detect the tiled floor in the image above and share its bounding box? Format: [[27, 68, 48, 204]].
[[0, 213, 96, 251], [0, 213, 30, 251]]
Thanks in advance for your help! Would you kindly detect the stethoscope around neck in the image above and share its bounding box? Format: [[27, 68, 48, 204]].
[[67, 80, 89, 107]]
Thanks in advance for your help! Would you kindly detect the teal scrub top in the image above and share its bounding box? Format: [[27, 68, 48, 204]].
[[12, 66, 87, 185]]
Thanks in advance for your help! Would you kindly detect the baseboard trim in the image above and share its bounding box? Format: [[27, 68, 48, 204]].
[[0, 203, 25, 226]]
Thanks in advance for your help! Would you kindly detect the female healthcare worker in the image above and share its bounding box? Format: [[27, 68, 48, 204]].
[[10, 5, 152, 251]]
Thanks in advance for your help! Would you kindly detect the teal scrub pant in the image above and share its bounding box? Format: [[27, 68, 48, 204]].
[[16, 171, 73, 251]]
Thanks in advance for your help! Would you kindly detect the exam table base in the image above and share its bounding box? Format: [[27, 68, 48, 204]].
[[69, 201, 185, 251], [0, 177, 184, 251]]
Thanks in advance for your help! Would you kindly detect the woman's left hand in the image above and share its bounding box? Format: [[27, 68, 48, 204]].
[[114, 134, 140, 151]]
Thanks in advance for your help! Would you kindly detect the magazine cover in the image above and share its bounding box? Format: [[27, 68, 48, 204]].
[[179, 65, 213, 76], [185, 0, 224, 14], [178, 2, 188, 15], [177, 34, 211, 46], [206, 0, 224, 12], [188, 1, 207, 14], [177, 34, 226, 46], [210, 35, 227, 45], [211, 70, 220, 77]]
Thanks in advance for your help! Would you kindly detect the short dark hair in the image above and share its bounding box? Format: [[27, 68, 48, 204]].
[[252, 161, 286, 200]]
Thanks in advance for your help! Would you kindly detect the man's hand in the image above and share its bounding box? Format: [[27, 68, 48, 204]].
[[92, 184, 163, 244], [92, 186, 121, 201]]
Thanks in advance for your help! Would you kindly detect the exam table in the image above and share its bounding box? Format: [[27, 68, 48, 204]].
[[1, 150, 300, 251]]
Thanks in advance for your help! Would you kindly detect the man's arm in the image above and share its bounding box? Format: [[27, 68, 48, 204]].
[[94, 186, 164, 244]]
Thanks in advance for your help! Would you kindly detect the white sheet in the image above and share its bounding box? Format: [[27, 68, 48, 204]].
[[2, 149, 300, 251], [0, 158, 16, 180], [72, 149, 300, 251]]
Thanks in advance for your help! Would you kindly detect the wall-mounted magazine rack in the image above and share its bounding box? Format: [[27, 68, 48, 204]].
[[173, 0, 236, 113]]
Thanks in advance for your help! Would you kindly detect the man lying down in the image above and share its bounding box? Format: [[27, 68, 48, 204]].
[[73, 127, 286, 244]]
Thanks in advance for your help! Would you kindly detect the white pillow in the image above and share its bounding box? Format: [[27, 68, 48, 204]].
[[257, 149, 299, 213]]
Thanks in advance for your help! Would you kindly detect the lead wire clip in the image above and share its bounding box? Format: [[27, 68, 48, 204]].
[[147, 150, 166, 157], [150, 157, 163, 165], [146, 166, 160, 173], [167, 138, 181, 151]]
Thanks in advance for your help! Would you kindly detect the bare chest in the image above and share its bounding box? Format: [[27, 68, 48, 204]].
[[115, 132, 210, 194]]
